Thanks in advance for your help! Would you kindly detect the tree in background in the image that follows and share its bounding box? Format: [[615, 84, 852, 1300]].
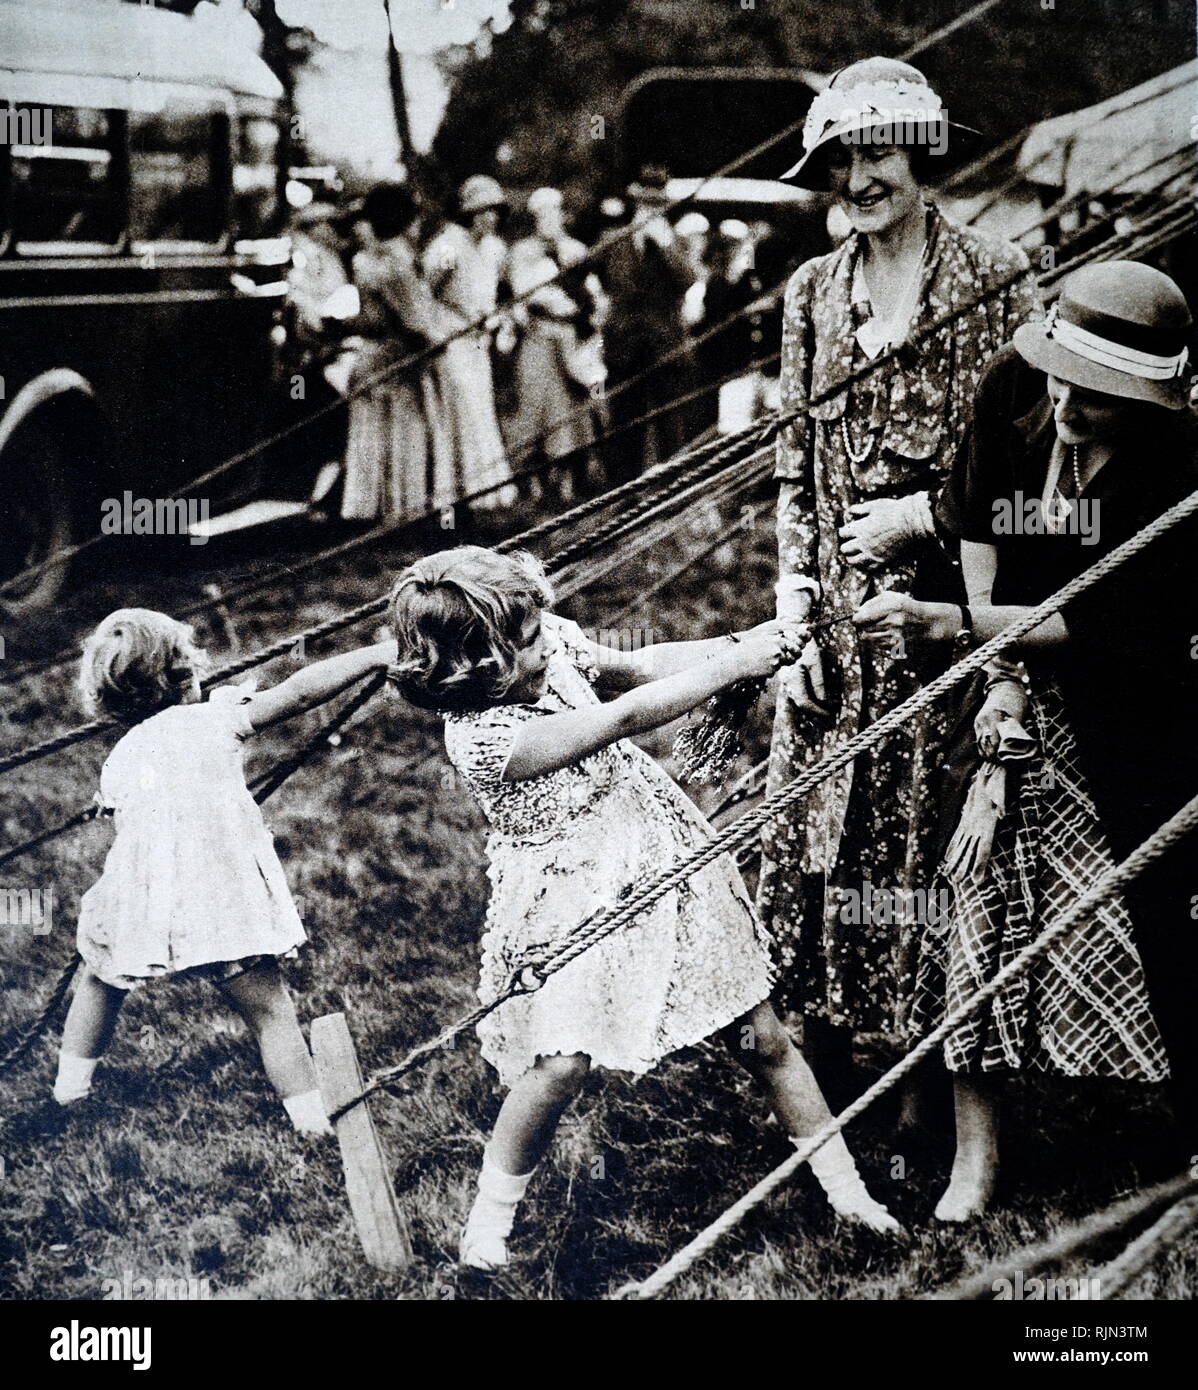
[[432, 0, 1196, 209]]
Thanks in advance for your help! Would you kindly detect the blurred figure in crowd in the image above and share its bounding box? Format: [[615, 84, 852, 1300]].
[[459, 174, 519, 424], [458, 174, 511, 312], [424, 185, 516, 511], [278, 200, 358, 503], [599, 165, 699, 481], [695, 219, 771, 432], [341, 182, 457, 521], [287, 201, 351, 348], [505, 186, 607, 499], [676, 210, 711, 300]]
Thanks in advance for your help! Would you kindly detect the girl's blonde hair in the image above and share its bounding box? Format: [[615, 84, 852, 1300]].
[[80, 608, 210, 724], [389, 546, 553, 713]]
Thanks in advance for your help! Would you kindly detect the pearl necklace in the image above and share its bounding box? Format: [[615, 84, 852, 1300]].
[[1049, 445, 1083, 531], [840, 414, 877, 465], [840, 237, 928, 468]]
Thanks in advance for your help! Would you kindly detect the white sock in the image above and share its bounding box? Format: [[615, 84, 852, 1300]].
[[53, 1053, 98, 1105], [802, 1132, 870, 1200], [282, 1089, 332, 1135], [460, 1148, 535, 1267]]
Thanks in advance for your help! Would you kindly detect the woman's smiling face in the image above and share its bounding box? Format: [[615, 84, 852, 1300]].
[[826, 141, 922, 237]]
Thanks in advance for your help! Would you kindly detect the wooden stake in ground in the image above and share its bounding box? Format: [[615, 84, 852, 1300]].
[[311, 1012, 412, 1271]]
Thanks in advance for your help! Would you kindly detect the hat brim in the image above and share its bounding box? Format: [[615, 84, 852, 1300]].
[[779, 116, 982, 191], [1013, 321, 1189, 410]]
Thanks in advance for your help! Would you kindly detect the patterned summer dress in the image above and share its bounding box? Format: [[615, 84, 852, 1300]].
[[444, 614, 775, 1088], [759, 204, 1039, 1031], [77, 687, 306, 990]]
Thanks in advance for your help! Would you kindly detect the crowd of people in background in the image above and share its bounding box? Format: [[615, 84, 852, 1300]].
[[283, 164, 786, 525]]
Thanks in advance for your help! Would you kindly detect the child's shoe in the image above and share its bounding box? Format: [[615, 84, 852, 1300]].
[[458, 1150, 534, 1271]]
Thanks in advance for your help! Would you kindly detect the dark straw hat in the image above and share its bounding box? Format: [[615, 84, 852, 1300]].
[[1014, 260, 1193, 410]]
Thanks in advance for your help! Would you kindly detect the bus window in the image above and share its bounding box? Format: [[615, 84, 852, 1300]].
[[11, 105, 121, 250], [234, 115, 281, 239], [129, 107, 226, 246]]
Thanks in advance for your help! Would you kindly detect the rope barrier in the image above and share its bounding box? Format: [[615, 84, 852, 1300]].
[[0, 449, 768, 868], [1093, 1193, 1198, 1299], [0, 418, 762, 774], [614, 792, 1198, 1299], [0, 0, 1098, 604], [5, 156, 1190, 774], [325, 477, 1198, 1124], [925, 1173, 1198, 1300], [4, 337, 782, 690], [554, 451, 774, 603], [607, 501, 772, 626]]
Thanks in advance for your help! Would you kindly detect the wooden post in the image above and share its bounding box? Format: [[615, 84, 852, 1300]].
[[311, 1012, 412, 1271]]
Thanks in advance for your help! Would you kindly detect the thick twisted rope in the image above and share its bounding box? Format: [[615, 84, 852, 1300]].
[[0, 416, 767, 779], [0, 670, 386, 1075], [555, 450, 774, 603], [546, 430, 777, 579], [0, 0, 1154, 608], [0, 451, 767, 869], [0, 951, 85, 1078], [1092, 1193, 1198, 1299], [608, 501, 772, 625], [7, 167, 1191, 780], [328, 481, 1198, 1126], [925, 1173, 1198, 1300], [615, 792, 1198, 1299]]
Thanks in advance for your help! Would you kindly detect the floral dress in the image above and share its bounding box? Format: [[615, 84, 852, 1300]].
[[444, 614, 774, 1088], [77, 688, 306, 990], [759, 205, 1038, 1031]]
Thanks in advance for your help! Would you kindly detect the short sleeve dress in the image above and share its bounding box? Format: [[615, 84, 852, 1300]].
[[77, 687, 306, 989], [444, 614, 775, 1088]]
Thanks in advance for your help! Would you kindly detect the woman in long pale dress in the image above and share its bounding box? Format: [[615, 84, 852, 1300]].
[[342, 183, 459, 521], [758, 58, 1038, 1100], [424, 214, 515, 510], [503, 187, 606, 496]]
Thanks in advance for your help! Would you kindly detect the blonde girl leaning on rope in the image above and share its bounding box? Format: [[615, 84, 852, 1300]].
[[54, 609, 394, 1135], [388, 547, 902, 1271]]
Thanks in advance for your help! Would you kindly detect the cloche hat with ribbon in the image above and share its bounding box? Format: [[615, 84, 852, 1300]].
[[1014, 260, 1193, 410], [780, 56, 979, 191]]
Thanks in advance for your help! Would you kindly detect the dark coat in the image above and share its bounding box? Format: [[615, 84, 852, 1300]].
[[936, 343, 1198, 1112], [937, 343, 1198, 857]]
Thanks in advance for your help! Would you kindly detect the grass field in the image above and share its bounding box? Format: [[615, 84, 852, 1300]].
[[2, 487, 1195, 1302]]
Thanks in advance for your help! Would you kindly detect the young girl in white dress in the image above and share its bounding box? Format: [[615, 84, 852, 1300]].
[[388, 546, 901, 1270], [53, 608, 395, 1135]]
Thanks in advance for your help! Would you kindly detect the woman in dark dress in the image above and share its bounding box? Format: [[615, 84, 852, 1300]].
[[853, 260, 1198, 1219]]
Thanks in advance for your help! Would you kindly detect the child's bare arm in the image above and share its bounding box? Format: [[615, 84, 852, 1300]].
[[244, 641, 396, 730], [504, 624, 797, 780], [579, 620, 784, 692]]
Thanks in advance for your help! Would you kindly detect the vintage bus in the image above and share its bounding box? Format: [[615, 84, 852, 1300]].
[[0, 0, 291, 611]]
